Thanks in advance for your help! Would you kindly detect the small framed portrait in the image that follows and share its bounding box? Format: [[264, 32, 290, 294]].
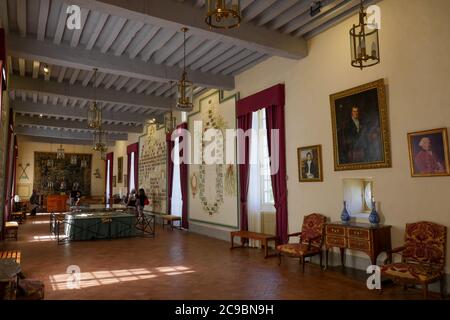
[[330, 79, 391, 171], [113, 175, 117, 188], [407, 128, 450, 177], [297, 145, 323, 182]]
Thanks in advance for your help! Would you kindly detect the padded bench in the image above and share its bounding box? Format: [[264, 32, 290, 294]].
[[161, 215, 182, 230], [230, 231, 279, 258], [5, 221, 19, 241]]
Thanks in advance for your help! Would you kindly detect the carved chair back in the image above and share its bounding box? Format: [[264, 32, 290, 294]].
[[300, 213, 327, 248], [402, 221, 447, 269]]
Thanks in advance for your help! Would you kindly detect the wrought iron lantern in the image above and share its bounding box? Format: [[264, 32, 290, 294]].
[[87, 68, 102, 129], [176, 28, 194, 112], [93, 129, 108, 153], [350, 0, 380, 69], [205, 0, 241, 29]]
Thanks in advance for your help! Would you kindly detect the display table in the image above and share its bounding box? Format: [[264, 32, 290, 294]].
[[51, 207, 156, 244], [64, 211, 137, 241]]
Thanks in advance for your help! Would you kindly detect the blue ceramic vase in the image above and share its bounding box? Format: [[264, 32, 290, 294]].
[[341, 201, 351, 224], [369, 201, 380, 226]]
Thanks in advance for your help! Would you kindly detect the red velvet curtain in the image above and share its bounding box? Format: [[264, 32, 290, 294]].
[[237, 114, 252, 232], [127, 143, 139, 193], [105, 152, 114, 203], [236, 84, 288, 243], [4, 111, 14, 222], [266, 104, 289, 244], [166, 132, 174, 215]]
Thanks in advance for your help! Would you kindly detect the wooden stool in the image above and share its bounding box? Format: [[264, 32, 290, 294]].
[[161, 215, 182, 230], [5, 222, 19, 241]]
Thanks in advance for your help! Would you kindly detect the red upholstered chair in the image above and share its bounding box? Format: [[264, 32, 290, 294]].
[[276, 213, 327, 272], [381, 221, 447, 299]]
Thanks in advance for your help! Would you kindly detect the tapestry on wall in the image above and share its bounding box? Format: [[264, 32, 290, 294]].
[[139, 124, 167, 214], [188, 91, 239, 228], [34, 152, 92, 196]]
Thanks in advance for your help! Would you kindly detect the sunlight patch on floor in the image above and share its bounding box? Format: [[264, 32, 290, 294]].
[[49, 266, 195, 291]]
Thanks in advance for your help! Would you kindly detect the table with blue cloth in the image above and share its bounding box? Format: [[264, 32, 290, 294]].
[[64, 211, 137, 241]]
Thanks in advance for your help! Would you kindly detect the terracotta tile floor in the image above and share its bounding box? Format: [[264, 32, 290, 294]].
[[0, 214, 445, 300]]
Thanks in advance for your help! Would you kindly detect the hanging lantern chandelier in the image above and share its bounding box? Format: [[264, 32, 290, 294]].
[[87, 68, 102, 129], [47, 158, 54, 168], [350, 0, 380, 69], [176, 27, 194, 112], [205, 0, 241, 29], [56, 144, 65, 160], [93, 129, 108, 153]]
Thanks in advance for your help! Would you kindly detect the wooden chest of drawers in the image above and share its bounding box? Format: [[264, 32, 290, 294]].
[[325, 222, 391, 267]]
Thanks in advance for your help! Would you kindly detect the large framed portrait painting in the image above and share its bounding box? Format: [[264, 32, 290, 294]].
[[407, 128, 450, 177], [330, 79, 391, 171]]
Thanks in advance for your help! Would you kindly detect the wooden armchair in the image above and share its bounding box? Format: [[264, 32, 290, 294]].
[[381, 221, 447, 299], [276, 213, 327, 272]]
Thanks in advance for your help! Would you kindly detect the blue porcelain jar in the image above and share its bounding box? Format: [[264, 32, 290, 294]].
[[341, 201, 351, 224], [369, 201, 380, 226]]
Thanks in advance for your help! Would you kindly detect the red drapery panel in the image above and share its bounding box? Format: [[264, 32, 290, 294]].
[[105, 152, 114, 203], [0, 28, 6, 89], [127, 143, 139, 193], [236, 84, 288, 243], [236, 114, 252, 232], [166, 132, 174, 215], [236, 84, 285, 117], [178, 123, 189, 229], [266, 104, 289, 244], [12, 136, 18, 210], [4, 111, 14, 223]]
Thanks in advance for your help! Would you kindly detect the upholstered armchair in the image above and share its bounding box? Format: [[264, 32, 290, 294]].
[[381, 221, 447, 299], [276, 213, 327, 272]]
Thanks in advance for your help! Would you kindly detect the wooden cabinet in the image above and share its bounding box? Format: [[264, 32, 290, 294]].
[[325, 222, 391, 267], [46, 195, 69, 212]]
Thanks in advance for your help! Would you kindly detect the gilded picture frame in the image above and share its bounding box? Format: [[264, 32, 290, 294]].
[[330, 79, 391, 171], [298, 145, 323, 182], [407, 128, 450, 177]]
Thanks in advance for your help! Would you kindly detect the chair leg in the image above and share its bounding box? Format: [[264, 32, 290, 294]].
[[423, 283, 429, 300], [302, 257, 306, 273], [278, 253, 282, 266], [440, 278, 447, 299]]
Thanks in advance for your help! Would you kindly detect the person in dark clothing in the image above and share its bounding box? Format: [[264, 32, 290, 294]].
[[70, 186, 82, 206], [29, 190, 40, 216], [136, 188, 148, 217]]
